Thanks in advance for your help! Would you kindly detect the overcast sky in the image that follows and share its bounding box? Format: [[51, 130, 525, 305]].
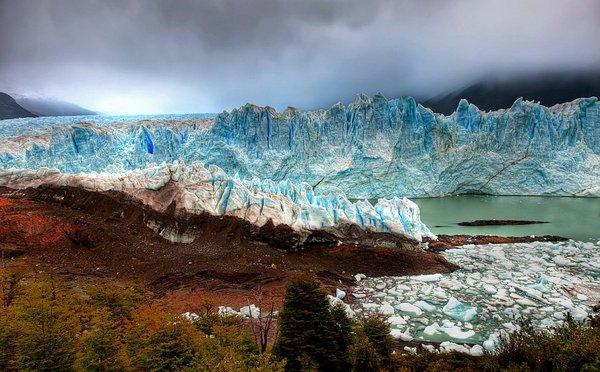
[[1, 0, 599, 114]]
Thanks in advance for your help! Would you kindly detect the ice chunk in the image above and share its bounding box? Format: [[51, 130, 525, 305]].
[[362, 303, 380, 310], [422, 344, 437, 353], [388, 316, 407, 326], [516, 298, 538, 307], [439, 324, 476, 340], [483, 332, 500, 351], [328, 295, 355, 318], [570, 307, 588, 322], [439, 278, 463, 290], [403, 346, 417, 354], [483, 284, 497, 294], [379, 302, 395, 315], [530, 275, 552, 293], [217, 306, 239, 316], [239, 304, 260, 318], [553, 256, 573, 266], [443, 297, 477, 322], [414, 300, 436, 312], [412, 273, 443, 282], [354, 273, 366, 282], [439, 342, 470, 354], [551, 297, 574, 309], [181, 312, 200, 322], [390, 329, 413, 341], [539, 318, 556, 329], [424, 322, 441, 336], [397, 302, 423, 316], [376, 283, 387, 290], [469, 345, 484, 356]]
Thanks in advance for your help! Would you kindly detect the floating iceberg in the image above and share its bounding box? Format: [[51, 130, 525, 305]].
[[443, 297, 478, 322]]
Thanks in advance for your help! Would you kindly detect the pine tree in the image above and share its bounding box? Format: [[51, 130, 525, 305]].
[[359, 315, 394, 367], [348, 331, 381, 372], [273, 274, 351, 371]]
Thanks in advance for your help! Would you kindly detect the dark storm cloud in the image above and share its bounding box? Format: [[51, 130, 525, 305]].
[[0, 0, 599, 114]]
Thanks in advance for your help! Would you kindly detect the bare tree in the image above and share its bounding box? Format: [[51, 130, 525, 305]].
[[247, 286, 277, 353]]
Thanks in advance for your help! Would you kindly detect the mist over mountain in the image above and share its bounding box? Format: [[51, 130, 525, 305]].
[[15, 96, 96, 117], [0, 92, 36, 120], [422, 71, 600, 115]]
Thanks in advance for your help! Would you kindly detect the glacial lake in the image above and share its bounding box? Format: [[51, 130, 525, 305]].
[[411, 195, 600, 242]]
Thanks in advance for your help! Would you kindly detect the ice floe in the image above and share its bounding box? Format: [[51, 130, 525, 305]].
[[352, 240, 600, 351]]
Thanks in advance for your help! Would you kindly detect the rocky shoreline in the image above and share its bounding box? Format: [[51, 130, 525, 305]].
[[425, 234, 568, 252]]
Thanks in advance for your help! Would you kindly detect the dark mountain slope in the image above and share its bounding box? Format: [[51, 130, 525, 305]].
[[0, 92, 37, 120], [423, 71, 600, 115]]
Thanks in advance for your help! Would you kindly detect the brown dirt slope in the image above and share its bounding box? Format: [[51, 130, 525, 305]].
[[0, 186, 457, 306]]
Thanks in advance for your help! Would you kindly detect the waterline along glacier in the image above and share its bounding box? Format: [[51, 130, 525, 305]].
[[1, 94, 599, 241]]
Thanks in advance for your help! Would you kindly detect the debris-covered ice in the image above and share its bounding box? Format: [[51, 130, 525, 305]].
[[353, 240, 600, 350]]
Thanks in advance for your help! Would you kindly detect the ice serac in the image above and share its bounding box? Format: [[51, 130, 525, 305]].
[[208, 95, 600, 198], [0, 161, 434, 242]]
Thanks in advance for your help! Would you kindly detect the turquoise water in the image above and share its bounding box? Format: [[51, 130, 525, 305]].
[[412, 196, 600, 242]]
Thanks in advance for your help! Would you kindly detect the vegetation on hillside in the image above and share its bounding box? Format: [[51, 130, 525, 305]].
[[0, 270, 283, 371], [1, 269, 598, 371]]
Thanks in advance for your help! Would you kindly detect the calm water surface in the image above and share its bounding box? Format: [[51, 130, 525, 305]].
[[412, 196, 600, 242]]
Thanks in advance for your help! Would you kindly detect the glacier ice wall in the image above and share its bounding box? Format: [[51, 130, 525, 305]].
[[0, 94, 598, 241], [208, 95, 600, 198], [1, 94, 598, 199], [0, 161, 433, 241]]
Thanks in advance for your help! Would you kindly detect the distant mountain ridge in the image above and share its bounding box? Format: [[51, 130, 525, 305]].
[[422, 71, 600, 115], [0, 92, 37, 120], [14, 95, 96, 117]]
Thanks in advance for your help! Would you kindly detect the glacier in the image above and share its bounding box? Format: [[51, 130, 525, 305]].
[[1, 94, 598, 198], [0, 161, 433, 242], [0, 94, 599, 241]]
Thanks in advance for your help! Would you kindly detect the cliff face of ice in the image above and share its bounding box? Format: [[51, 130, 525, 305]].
[[209, 95, 600, 198], [1, 95, 598, 199], [0, 161, 433, 242]]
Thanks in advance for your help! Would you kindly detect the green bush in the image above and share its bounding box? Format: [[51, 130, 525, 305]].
[[12, 278, 87, 371], [88, 281, 148, 322], [0, 311, 13, 370], [77, 309, 129, 371], [0, 273, 286, 371], [495, 317, 600, 371], [391, 350, 486, 372], [390, 315, 600, 372]]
